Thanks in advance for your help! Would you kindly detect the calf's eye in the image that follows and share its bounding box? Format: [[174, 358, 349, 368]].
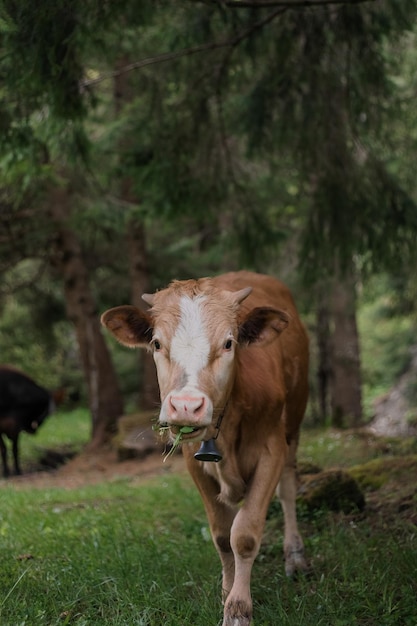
[[153, 340, 162, 351], [223, 339, 233, 351]]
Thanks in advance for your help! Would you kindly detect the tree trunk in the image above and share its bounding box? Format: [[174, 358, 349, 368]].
[[47, 184, 124, 447], [114, 56, 160, 411], [316, 292, 332, 424], [126, 218, 160, 410], [329, 268, 363, 427]]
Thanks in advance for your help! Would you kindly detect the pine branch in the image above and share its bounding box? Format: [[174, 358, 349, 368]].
[[80, 7, 285, 88], [195, 0, 375, 7], [81, 0, 373, 89]]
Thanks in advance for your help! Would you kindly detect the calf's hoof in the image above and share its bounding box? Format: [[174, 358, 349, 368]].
[[284, 548, 311, 578], [222, 599, 252, 626]]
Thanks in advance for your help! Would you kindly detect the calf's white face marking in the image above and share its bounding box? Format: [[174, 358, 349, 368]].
[[170, 295, 210, 388]]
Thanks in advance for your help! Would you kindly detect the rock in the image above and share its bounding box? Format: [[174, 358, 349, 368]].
[[299, 469, 365, 513], [115, 412, 163, 461], [297, 461, 322, 475]]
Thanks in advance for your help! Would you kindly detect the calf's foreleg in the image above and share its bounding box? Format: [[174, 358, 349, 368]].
[[223, 434, 287, 626], [186, 460, 238, 599]]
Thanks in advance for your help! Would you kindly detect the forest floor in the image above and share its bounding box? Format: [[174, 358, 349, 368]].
[[2, 445, 187, 490], [1, 402, 416, 535], [2, 427, 416, 532]]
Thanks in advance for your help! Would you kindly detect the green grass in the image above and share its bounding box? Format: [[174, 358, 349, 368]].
[[1, 473, 416, 626], [0, 476, 220, 626], [257, 516, 416, 626], [1, 416, 417, 625], [298, 426, 417, 469]]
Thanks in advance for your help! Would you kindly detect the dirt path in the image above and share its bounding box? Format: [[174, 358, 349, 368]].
[[0, 448, 187, 490]]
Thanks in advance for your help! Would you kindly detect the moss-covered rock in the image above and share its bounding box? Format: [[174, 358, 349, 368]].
[[113, 412, 162, 461], [348, 455, 417, 491], [297, 461, 322, 475], [299, 469, 365, 513]]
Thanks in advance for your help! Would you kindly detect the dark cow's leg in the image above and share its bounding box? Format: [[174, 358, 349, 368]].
[[11, 435, 21, 475], [0, 434, 10, 478], [276, 435, 308, 576]]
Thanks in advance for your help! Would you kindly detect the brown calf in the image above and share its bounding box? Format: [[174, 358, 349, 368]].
[[101, 271, 309, 626]]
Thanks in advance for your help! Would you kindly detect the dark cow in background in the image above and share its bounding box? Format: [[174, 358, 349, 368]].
[[102, 271, 310, 626], [0, 366, 58, 477]]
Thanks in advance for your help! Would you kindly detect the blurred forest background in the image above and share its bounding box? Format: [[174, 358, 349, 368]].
[[1, 0, 417, 449]]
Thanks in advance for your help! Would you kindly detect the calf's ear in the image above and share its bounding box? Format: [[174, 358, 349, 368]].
[[238, 307, 290, 346], [101, 305, 153, 348]]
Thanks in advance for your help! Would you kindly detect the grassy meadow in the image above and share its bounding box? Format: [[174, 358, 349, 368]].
[[0, 410, 416, 626]]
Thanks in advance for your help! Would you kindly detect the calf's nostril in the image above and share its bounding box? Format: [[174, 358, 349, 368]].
[[193, 397, 205, 416], [168, 395, 178, 417], [168, 394, 206, 419]]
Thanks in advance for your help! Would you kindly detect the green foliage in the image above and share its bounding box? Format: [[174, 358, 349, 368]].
[[1, 0, 417, 434], [1, 2, 83, 118], [238, 3, 417, 276], [0, 0, 156, 120], [358, 275, 415, 416], [0, 298, 70, 387], [3, 0, 417, 275], [0, 261, 84, 394]]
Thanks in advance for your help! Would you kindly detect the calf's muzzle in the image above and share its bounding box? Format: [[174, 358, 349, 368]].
[[165, 391, 212, 426]]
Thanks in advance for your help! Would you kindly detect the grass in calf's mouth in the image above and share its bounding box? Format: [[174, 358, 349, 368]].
[[154, 424, 198, 461]]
